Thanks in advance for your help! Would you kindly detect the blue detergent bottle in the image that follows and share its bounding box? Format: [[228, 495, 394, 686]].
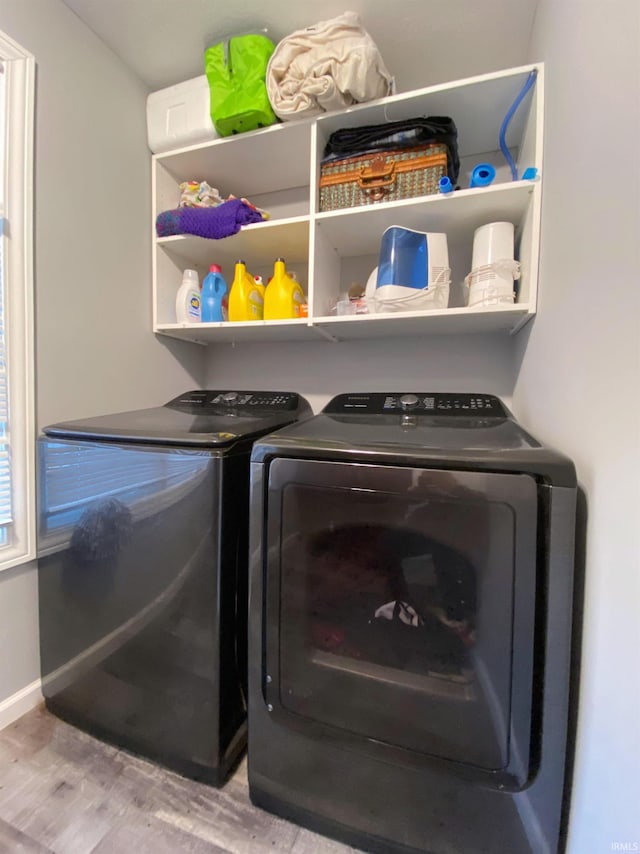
[[201, 264, 228, 322]]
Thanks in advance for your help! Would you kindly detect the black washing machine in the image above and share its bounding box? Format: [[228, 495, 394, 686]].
[[37, 389, 311, 785], [248, 392, 576, 853]]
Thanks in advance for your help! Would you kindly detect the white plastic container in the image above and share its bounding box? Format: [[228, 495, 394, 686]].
[[466, 221, 519, 307], [175, 269, 201, 323], [471, 222, 514, 269], [146, 75, 218, 154]]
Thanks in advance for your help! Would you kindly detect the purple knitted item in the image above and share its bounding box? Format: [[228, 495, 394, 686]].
[[156, 198, 264, 239]]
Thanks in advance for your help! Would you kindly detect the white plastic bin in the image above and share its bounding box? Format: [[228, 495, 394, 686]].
[[146, 75, 218, 154]]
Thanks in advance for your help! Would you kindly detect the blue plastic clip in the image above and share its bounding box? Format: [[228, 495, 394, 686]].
[[522, 167, 538, 181]]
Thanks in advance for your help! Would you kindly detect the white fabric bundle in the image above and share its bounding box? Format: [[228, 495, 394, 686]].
[[266, 11, 394, 120]]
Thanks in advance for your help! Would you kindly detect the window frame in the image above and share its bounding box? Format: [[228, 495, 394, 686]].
[[0, 30, 35, 570]]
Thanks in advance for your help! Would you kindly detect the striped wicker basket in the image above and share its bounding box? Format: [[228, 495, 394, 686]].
[[319, 144, 448, 212]]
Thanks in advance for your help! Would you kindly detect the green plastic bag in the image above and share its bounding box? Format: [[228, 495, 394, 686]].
[[204, 34, 277, 136]]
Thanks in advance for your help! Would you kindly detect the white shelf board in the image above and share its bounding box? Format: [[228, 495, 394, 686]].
[[154, 119, 314, 197], [313, 304, 534, 340], [157, 216, 310, 269], [156, 304, 534, 345], [315, 182, 535, 257], [156, 318, 322, 344]]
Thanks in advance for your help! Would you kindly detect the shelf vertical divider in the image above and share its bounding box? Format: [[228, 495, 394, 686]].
[[151, 155, 159, 331], [512, 63, 544, 329], [307, 118, 323, 327]]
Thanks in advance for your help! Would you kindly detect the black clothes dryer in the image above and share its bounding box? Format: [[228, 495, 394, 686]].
[[37, 389, 311, 785], [248, 392, 576, 853]]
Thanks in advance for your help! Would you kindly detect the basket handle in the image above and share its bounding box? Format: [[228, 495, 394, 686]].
[[357, 156, 396, 200]]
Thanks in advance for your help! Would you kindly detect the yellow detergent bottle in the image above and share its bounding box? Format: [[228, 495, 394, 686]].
[[228, 259, 264, 321], [264, 258, 305, 320]]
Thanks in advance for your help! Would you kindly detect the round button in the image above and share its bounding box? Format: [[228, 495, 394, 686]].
[[399, 394, 419, 409], [222, 392, 238, 404]]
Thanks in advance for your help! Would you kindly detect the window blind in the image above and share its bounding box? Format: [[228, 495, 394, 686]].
[[0, 32, 36, 566]]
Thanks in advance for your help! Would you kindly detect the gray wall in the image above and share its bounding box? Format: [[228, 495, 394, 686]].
[[518, 0, 640, 849], [0, 0, 206, 703], [0, 564, 39, 701], [205, 334, 517, 414], [3, 0, 205, 427]]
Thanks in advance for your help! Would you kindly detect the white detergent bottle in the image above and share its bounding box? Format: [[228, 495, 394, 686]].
[[175, 269, 201, 322]]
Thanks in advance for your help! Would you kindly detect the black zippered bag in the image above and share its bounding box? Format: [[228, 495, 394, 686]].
[[323, 116, 460, 183]]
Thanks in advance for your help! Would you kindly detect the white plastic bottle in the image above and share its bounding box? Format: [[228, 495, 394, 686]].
[[175, 269, 201, 322]]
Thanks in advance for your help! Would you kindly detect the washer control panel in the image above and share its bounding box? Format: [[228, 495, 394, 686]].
[[166, 390, 303, 413], [325, 392, 507, 417]]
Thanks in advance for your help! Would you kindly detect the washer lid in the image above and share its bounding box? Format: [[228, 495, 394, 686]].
[[267, 392, 532, 451], [42, 390, 311, 447], [251, 392, 577, 487]]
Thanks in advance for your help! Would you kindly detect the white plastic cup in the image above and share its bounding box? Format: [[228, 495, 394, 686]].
[[471, 222, 515, 269]]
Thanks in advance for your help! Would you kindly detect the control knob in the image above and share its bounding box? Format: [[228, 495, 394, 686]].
[[399, 394, 419, 410]]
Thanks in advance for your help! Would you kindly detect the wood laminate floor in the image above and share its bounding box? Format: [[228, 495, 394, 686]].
[[0, 706, 357, 854]]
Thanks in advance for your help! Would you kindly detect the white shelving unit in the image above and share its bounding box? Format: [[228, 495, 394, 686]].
[[151, 63, 543, 344]]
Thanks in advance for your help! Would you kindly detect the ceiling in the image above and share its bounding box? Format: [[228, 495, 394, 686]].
[[61, 0, 539, 94]]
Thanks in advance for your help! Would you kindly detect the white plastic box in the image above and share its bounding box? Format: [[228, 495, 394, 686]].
[[146, 75, 218, 154]]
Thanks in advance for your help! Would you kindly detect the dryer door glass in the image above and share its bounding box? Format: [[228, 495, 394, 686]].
[[265, 459, 537, 777]]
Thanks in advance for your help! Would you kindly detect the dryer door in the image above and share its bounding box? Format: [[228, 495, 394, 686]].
[[263, 458, 538, 783]]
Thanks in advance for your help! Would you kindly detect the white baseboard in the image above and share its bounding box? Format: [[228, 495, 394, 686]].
[[0, 679, 43, 731]]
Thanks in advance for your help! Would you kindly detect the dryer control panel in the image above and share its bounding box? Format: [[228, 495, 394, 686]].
[[166, 390, 304, 414], [324, 393, 508, 417]]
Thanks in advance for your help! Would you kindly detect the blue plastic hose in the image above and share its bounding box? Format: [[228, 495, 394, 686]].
[[499, 69, 538, 181]]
